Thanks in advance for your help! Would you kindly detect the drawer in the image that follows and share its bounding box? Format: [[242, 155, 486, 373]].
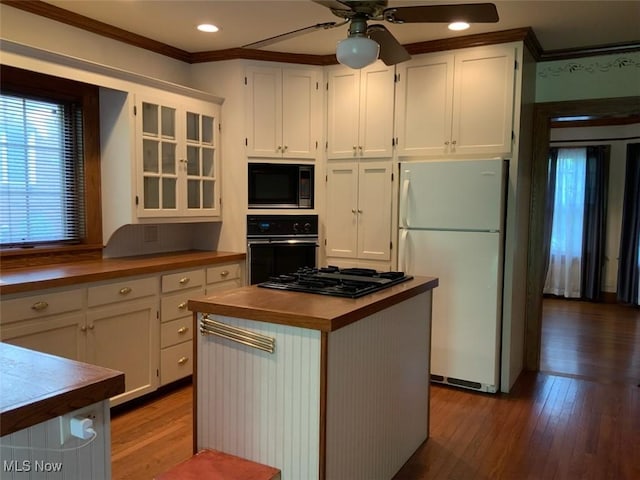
[[1, 289, 84, 324], [160, 288, 204, 322], [161, 317, 194, 348], [162, 268, 205, 294], [160, 341, 192, 385], [88, 276, 157, 308], [207, 263, 241, 285]]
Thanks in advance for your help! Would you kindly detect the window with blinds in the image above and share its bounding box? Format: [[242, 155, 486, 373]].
[[0, 92, 86, 247]]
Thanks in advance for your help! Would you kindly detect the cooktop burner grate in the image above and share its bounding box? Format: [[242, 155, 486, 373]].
[[257, 266, 413, 298]]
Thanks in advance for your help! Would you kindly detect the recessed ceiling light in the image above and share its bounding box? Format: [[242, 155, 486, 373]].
[[197, 24, 219, 33], [448, 21, 470, 31]]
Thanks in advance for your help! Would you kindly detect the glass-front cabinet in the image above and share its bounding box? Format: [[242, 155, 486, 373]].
[[138, 96, 220, 218]]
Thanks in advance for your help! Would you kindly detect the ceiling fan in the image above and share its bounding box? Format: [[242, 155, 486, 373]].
[[242, 1, 499, 69]]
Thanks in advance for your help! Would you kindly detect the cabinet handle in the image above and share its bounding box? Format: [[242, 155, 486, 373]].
[[177, 356, 189, 365], [119, 287, 132, 295], [178, 302, 188, 310], [179, 277, 190, 285], [178, 326, 189, 335], [31, 301, 49, 311], [220, 270, 229, 277]]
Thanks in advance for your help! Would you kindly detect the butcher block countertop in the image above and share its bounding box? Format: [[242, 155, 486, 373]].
[[0, 250, 245, 295], [188, 276, 439, 332], [0, 342, 124, 437]]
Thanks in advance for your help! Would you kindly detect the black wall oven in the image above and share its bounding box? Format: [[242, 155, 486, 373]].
[[247, 214, 318, 285], [248, 163, 314, 209]]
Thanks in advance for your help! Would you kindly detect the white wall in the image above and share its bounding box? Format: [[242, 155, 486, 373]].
[[550, 122, 640, 293]]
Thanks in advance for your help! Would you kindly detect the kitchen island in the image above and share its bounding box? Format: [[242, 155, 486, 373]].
[[188, 275, 438, 480]]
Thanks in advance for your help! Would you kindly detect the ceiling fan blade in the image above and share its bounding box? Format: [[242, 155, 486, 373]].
[[367, 24, 411, 65], [384, 3, 499, 24], [242, 21, 339, 49]]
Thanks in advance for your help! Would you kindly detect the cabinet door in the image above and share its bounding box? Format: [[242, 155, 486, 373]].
[[325, 162, 359, 257], [282, 67, 320, 159], [359, 63, 395, 158], [86, 299, 159, 406], [395, 53, 454, 157], [327, 68, 360, 159], [357, 161, 392, 261], [1, 313, 86, 362], [184, 104, 220, 215], [137, 98, 180, 216], [245, 65, 282, 157], [451, 45, 515, 156]]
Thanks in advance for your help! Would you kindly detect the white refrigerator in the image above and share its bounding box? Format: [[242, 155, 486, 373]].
[[398, 159, 507, 393]]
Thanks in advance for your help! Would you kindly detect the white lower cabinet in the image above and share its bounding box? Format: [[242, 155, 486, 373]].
[[87, 276, 159, 406], [0, 259, 245, 405]]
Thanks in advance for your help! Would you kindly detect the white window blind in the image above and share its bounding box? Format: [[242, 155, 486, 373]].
[[0, 92, 85, 246]]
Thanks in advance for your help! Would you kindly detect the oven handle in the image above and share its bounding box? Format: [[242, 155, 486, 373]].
[[247, 239, 320, 246]]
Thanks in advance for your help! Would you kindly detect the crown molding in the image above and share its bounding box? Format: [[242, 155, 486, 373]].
[[3, 0, 638, 65]]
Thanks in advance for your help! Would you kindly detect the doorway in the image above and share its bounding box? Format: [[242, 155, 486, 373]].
[[525, 96, 640, 372]]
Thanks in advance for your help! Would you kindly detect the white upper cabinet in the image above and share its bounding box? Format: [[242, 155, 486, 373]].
[[245, 64, 321, 159], [100, 86, 222, 243], [137, 96, 220, 218], [327, 62, 395, 159], [395, 44, 516, 157]]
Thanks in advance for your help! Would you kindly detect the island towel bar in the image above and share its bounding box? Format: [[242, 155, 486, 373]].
[[200, 315, 276, 354]]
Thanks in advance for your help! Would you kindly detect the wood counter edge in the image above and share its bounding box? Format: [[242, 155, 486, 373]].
[[0, 251, 246, 295], [0, 343, 125, 437], [188, 277, 439, 332]]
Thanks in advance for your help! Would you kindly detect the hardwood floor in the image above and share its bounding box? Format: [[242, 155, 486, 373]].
[[111, 300, 640, 479], [540, 297, 640, 385]]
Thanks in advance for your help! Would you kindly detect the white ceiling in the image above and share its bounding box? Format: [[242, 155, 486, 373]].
[[43, 0, 640, 56]]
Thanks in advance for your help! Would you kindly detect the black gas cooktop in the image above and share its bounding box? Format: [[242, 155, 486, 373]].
[[257, 266, 413, 298]]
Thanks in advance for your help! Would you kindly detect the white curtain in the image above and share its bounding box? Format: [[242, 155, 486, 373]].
[[544, 147, 586, 298]]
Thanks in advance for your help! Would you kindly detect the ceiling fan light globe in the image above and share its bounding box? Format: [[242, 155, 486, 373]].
[[336, 36, 380, 69]]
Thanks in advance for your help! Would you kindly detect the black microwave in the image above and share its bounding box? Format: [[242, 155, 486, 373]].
[[248, 163, 314, 209]]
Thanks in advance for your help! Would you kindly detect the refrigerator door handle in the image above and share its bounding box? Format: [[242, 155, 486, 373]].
[[399, 229, 409, 272], [400, 178, 410, 228]]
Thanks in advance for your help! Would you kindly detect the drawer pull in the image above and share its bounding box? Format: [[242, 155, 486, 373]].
[[31, 301, 49, 311], [119, 287, 132, 295], [178, 302, 188, 310], [220, 270, 229, 277], [177, 356, 189, 365], [178, 326, 189, 335], [179, 277, 190, 285]]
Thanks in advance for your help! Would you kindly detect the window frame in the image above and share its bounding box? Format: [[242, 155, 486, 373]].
[[0, 65, 102, 268]]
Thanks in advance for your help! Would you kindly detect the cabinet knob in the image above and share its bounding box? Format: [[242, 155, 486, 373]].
[[283, 145, 288, 152], [276, 146, 282, 152], [178, 326, 189, 335], [220, 270, 229, 277], [451, 140, 457, 145], [119, 287, 132, 295], [352, 209, 356, 214], [358, 209, 363, 213], [81, 325, 87, 332], [177, 356, 189, 365], [358, 146, 363, 154], [31, 301, 49, 311], [178, 302, 188, 310], [88, 324, 95, 330], [179, 277, 190, 285], [444, 141, 450, 145]]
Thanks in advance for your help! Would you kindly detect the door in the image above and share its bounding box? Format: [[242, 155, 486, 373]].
[[326, 162, 359, 257], [395, 53, 454, 157], [357, 161, 392, 260], [86, 299, 159, 405], [452, 45, 515, 156], [400, 159, 505, 230], [327, 68, 360, 158], [359, 63, 395, 158], [399, 229, 502, 389]]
